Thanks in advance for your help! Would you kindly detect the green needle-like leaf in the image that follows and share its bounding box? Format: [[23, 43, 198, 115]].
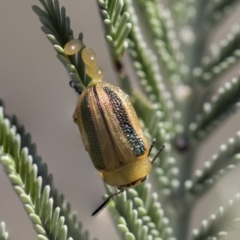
[[106, 183, 175, 240], [194, 24, 240, 85], [207, 0, 240, 25], [190, 73, 240, 139], [0, 222, 9, 240], [186, 131, 240, 196], [137, 0, 188, 83], [124, 0, 174, 123], [191, 193, 240, 240], [98, 0, 132, 59], [33, 0, 87, 93]]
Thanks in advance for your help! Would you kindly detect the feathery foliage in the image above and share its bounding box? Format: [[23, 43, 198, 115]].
[[1, 0, 240, 240], [194, 25, 240, 85], [186, 131, 240, 196], [190, 73, 240, 139], [136, 0, 188, 83], [106, 184, 175, 240], [32, 1, 90, 93], [0, 101, 92, 240], [97, 0, 132, 59], [208, 0, 240, 25], [191, 193, 240, 240], [97, 0, 133, 94]]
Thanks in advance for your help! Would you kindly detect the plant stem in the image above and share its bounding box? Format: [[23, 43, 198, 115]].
[[174, 150, 195, 240], [174, 1, 208, 239]]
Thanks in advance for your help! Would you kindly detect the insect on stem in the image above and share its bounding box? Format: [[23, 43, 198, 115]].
[[92, 190, 124, 216], [64, 40, 166, 216]]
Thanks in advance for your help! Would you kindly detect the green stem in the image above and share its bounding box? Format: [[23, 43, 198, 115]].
[[174, 1, 208, 239], [174, 150, 195, 239]]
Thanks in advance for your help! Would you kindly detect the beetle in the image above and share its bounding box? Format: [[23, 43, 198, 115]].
[[64, 40, 165, 215]]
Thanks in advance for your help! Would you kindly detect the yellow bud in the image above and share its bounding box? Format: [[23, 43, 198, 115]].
[[81, 47, 97, 67], [64, 39, 83, 55], [86, 65, 104, 81]]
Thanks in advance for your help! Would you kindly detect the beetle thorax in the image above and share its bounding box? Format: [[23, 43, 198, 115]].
[[117, 176, 147, 190], [101, 157, 152, 187]]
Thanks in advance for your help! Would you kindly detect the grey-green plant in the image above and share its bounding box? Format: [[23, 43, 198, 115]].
[[0, 222, 9, 240], [1, 0, 240, 239]]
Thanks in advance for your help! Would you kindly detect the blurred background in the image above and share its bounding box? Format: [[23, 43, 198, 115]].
[[0, 1, 240, 240]]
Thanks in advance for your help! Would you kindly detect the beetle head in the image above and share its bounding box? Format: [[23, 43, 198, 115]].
[[117, 176, 147, 190]]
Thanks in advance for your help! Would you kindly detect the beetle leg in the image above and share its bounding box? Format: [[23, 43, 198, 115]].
[[148, 138, 156, 156], [91, 190, 124, 216], [152, 144, 165, 164]]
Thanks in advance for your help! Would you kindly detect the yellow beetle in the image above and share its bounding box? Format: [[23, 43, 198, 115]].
[[64, 40, 165, 215]]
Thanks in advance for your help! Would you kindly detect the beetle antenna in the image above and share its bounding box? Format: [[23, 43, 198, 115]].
[[92, 190, 124, 216], [151, 144, 165, 164], [148, 138, 156, 156]]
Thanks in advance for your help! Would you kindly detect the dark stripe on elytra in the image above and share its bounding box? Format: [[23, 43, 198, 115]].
[[93, 85, 121, 162], [80, 92, 105, 170], [103, 86, 145, 157]]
